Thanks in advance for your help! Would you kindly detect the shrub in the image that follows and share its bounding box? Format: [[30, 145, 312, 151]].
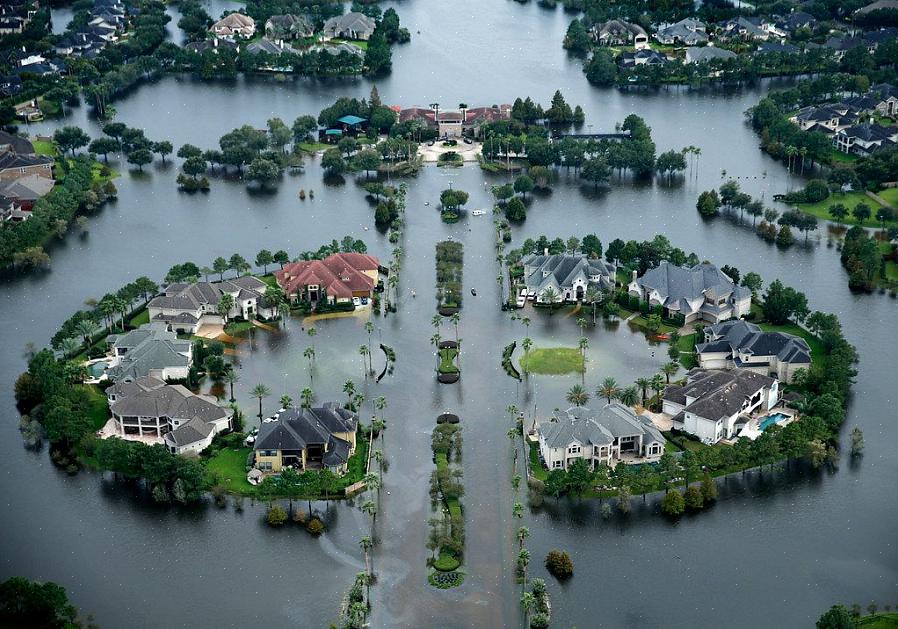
[[661, 490, 685, 516], [267, 505, 288, 526], [544, 549, 573, 579], [684, 485, 704, 510], [700, 474, 718, 503], [428, 570, 464, 589], [433, 551, 461, 572], [530, 612, 550, 628], [306, 517, 325, 535]]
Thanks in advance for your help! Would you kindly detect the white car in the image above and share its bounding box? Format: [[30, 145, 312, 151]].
[[353, 297, 361, 306]]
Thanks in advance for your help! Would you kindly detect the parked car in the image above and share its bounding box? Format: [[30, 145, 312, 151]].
[[353, 297, 361, 306], [361, 297, 369, 305]]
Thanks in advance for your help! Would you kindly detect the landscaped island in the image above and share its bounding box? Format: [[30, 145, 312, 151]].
[[435, 240, 463, 314]]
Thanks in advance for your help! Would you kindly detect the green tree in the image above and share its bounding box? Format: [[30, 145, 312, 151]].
[[321, 148, 345, 175], [597, 377, 621, 404], [247, 157, 281, 188], [53, 126, 90, 156], [251, 383, 271, 419], [661, 489, 685, 516], [0, 577, 81, 628], [852, 202, 872, 225], [255, 249, 273, 274], [816, 604, 857, 629], [88, 137, 118, 162], [153, 140, 173, 163], [696, 189, 721, 217], [514, 174, 534, 199], [127, 148, 154, 171]]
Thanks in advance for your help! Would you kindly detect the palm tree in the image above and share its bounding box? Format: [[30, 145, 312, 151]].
[[250, 383, 270, 419], [517, 526, 530, 550], [650, 374, 666, 399], [361, 500, 377, 534], [359, 345, 370, 377], [450, 312, 460, 343], [584, 286, 602, 323], [430, 332, 442, 370], [522, 337, 532, 355], [74, 319, 98, 347], [566, 384, 590, 407], [59, 336, 81, 358], [343, 380, 356, 408], [303, 346, 316, 381], [597, 377, 621, 404], [520, 591, 536, 626], [359, 536, 373, 577], [517, 548, 531, 588], [300, 387, 313, 409], [279, 394, 293, 409], [662, 361, 679, 383], [374, 396, 387, 421], [540, 287, 559, 305], [364, 472, 381, 496], [224, 370, 240, 403], [619, 385, 639, 407], [578, 336, 589, 357], [364, 321, 375, 367], [635, 377, 651, 405], [576, 317, 587, 335]]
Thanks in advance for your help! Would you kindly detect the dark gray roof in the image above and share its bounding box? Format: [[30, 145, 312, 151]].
[[696, 320, 811, 364], [149, 276, 266, 311], [323, 12, 376, 38], [0, 130, 33, 154], [255, 402, 358, 464], [109, 376, 230, 425], [539, 403, 665, 449], [164, 416, 213, 447], [106, 323, 191, 381], [663, 369, 776, 422], [635, 261, 749, 313], [0, 152, 53, 170], [522, 253, 615, 294]]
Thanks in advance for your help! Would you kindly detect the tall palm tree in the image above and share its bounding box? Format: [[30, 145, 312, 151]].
[[450, 312, 460, 343], [74, 319, 98, 348], [361, 500, 377, 534], [306, 327, 316, 356], [359, 345, 370, 377], [359, 536, 373, 577], [59, 337, 81, 358], [279, 394, 293, 409], [223, 370, 239, 403], [303, 346, 316, 381], [540, 287, 559, 305], [520, 591, 536, 626], [576, 317, 587, 335], [250, 383, 270, 419], [364, 472, 381, 496], [619, 385, 639, 407], [517, 526, 530, 550], [597, 377, 621, 404], [364, 321, 374, 367], [517, 548, 531, 588], [566, 384, 590, 407], [374, 396, 387, 421], [343, 380, 356, 408], [650, 374, 666, 399], [432, 314, 442, 330], [300, 387, 313, 409], [522, 337, 532, 354], [584, 286, 602, 323], [662, 361, 679, 383], [635, 377, 651, 405]]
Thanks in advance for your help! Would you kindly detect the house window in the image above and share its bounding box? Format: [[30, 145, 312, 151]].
[[552, 460, 563, 469], [568, 445, 580, 454]]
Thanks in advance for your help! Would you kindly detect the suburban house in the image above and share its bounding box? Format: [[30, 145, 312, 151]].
[[264, 14, 313, 40], [619, 49, 670, 67], [654, 18, 708, 45], [870, 83, 898, 116], [684, 46, 738, 64], [0, 130, 34, 154], [790, 104, 857, 133], [768, 11, 816, 37], [210, 13, 256, 38], [695, 320, 811, 383], [662, 369, 779, 444], [148, 276, 277, 334], [0, 151, 53, 182], [396, 105, 511, 138], [535, 403, 666, 471], [275, 252, 380, 305], [833, 123, 898, 155], [254, 403, 359, 474], [591, 20, 648, 49], [183, 37, 238, 55], [322, 12, 376, 41], [0, 195, 28, 222], [246, 38, 290, 56], [521, 252, 616, 303], [628, 261, 751, 324], [0, 173, 54, 210], [717, 17, 769, 41], [106, 376, 232, 454], [105, 322, 193, 382]]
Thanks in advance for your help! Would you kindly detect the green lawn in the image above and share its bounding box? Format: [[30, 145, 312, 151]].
[[796, 191, 897, 228], [827, 150, 860, 164], [676, 333, 697, 369], [33, 139, 57, 156], [82, 384, 110, 430], [859, 613, 898, 628], [257, 273, 279, 288], [438, 347, 459, 374], [878, 187, 898, 207], [885, 260, 898, 282], [332, 38, 367, 50], [297, 141, 330, 153], [224, 320, 255, 335], [528, 441, 548, 481], [129, 309, 149, 327], [205, 447, 255, 494], [519, 347, 584, 375]]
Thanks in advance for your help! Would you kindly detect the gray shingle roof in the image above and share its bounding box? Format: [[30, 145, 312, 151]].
[[106, 323, 191, 381], [522, 253, 615, 295], [696, 320, 811, 364], [255, 402, 358, 466], [663, 369, 776, 422], [109, 376, 230, 427], [635, 261, 748, 314], [539, 403, 665, 449]]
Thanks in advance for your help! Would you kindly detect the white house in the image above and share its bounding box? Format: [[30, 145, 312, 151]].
[[662, 369, 779, 444], [148, 276, 277, 334], [695, 320, 811, 383], [522, 252, 616, 303], [210, 13, 255, 38], [628, 261, 751, 324], [536, 403, 665, 471], [106, 376, 233, 454]]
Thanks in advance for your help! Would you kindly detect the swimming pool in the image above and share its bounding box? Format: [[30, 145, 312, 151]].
[[88, 361, 109, 377], [760, 412, 789, 431]]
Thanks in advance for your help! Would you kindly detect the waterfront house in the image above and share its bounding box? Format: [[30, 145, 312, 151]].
[[106, 376, 232, 454], [254, 403, 359, 474], [210, 12, 255, 38], [654, 18, 708, 45], [684, 46, 738, 64], [695, 320, 811, 383], [591, 20, 648, 48], [0, 151, 53, 182], [275, 252, 379, 305], [0, 130, 34, 154], [628, 261, 751, 324], [833, 123, 898, 155], [521, 251, 616, 303], [0, 173, 55, 210], [536, 403, 666, 471], [662, 369, 779, 444], [870, 83, 898, 116], [245, 38, 290, 56], [105, 322, 193, 382], [619, 49, 670, 67], [322, 12, 376, 41], [183, 37, 239, 55], [148, 276, 277, 334], [790, 104, 856, 133], [0, 196, 28, 222], [717, 17, 769, 41], [264, 14, 313, 40]]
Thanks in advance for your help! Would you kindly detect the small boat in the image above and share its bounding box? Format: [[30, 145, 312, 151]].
[[424, 201, 430, 206], [471, 288, 477, 296], [472, 209, 486, 216], [654, 333, 670, 341]]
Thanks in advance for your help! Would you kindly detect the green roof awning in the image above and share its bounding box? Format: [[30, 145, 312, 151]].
[[325, 129, 343, 136], [337, 115, 366, 126]]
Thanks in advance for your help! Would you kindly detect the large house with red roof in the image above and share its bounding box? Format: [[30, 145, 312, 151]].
[[275, 253, 380, 305], [397, 104, 511, 138]]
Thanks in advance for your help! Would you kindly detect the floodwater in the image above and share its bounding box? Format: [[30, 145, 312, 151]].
[[3, 1, 895, 627]]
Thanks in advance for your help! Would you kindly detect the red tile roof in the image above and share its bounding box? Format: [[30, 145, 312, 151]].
[[275, 253, 379, 299]]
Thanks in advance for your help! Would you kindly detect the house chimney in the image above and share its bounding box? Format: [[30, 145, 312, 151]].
[[631, 269, 637, 283], [544, 248, 549, 256]]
